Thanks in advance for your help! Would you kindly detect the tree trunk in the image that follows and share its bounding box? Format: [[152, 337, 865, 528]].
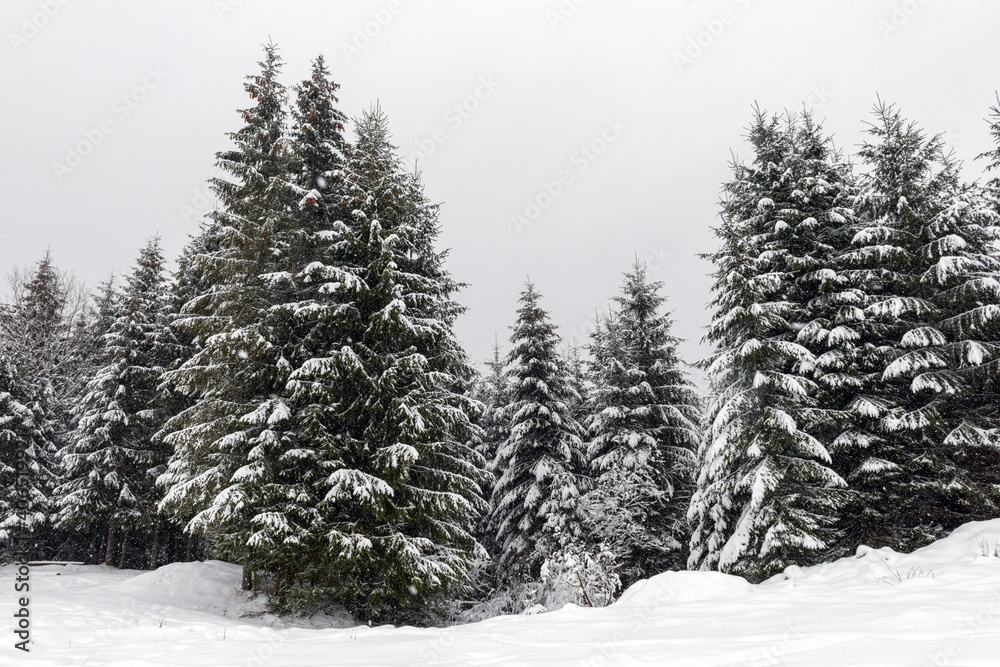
[[167, 527, 176, 564], [118, 527, 130, 569], [185, 533, 193, 562], [241, 549, 254, 591], [104, 519, 117, 567], [150, 520, 161, 570], [88, 527, 99, 565]]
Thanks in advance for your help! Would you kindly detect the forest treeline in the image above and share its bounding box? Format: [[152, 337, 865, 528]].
[[2, 44, 999, 625]]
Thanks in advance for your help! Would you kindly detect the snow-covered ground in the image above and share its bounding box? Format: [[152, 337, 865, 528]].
[[5, 520, 1000, 666]]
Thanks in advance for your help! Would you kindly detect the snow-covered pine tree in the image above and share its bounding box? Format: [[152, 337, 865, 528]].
[[76, 273, 120, 371], [488, 282, 586, 585], [562, 340, 590, 427], [773, 113, 875, 559], [583, 260, 700, 584], [287, 54, 349, 219], [925, 170, 1000, 525], [5, 252, 92, 415], [689, 108, 848, 581], [476, 337, 512, 476], [468, 337, 510, 561], [296, 105, 487, 624], [0, 252, 92, 557], [275, 104, 485, 620], [839, 100, 1000, 550], [949, 98, 1000, 505], [157, 43, 299, 589], [56, 238, 182, 567], [242, 54, 356, 600], [0, 350, 53, 555]]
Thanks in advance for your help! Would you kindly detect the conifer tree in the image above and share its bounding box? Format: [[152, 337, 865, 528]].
[[241, 54, 356, 598], [562, 341, 590, 427], [838, 101, 1000, 549], [0, 252, 90, 555], [488, 282, 586, 584], [689, 108, 849, 581], [0, 351, 52, 552], [953, 98, 1000, 498], [77, 273, 120, 370], [157, 43, 298, 589], [584, 261, 700, 582], [468, 338, 509, 559], [476, 337, 511, 474], [56, 238, 182, 566], [296, 106, 487, 623]]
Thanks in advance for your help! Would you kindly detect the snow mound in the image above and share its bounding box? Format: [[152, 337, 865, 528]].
[[616, 569, 753, 606], [903, 519, 1000, 562], [97, 560, 264, 618], [763, 518, 1000, 588]]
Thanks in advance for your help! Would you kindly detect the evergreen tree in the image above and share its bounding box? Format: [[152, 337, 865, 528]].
[[296, 106, 487, 623], [838, 101, 1000, 549], [487, 282, 586, 584], [0, 252, 90, 557], [689, 108, 849, 581], [476, 337, 511, 474], [157, 42, 298, 588], [562, 340, 590, 427], [0, 351, 52, 553], [583, 261, 700, 583], [468, 337, 510, 560], [76, 273, 120, 370], [5, 252, 91, 417], [56, 238, 182, 567], [951, 98, 1000, 500], [242, 53, 356, 600]]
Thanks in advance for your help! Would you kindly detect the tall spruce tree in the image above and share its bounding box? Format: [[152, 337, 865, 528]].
[[951, 97, 1000, 504], [157, 43, 298, 589], [469, 338, 509, 558], [0, 351, 52, 553], [562, 341, 590, 427], [689, 108, 849, 581], [77, 273, 120, 370], [584, 261, 701, 583], [56, 238, 181, 567], [838, 101, 1000, 550], [0, 252, 91, 557], [292, 105, 487, 623], [242, 54, 356, 600], [476, 337, 511, 475], [776, 113, 874, 559], [487, 282, 586, 584]]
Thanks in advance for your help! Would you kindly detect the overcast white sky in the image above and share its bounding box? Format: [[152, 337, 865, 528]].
[[3, 0, 1000, 373]]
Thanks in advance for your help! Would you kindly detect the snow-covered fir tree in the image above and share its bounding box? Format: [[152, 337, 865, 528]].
[[296, 105, 487, 623], [561, 341, 590, 426], [466, 337, 510, 563], [476, 337, 511, 471], [0, 252, 92, 556], [953, 97, 1000, 506], [583, 260, 700, 584], [157, 43, 300, 589], [689, 108, 850, 581], [76, 273, 120, 371], [55, 238, 181, 567], [234, 54, 356, 601], [839, 101, 1000, 550], [487, 282, 586, 584], [0, 350, 53, 553]]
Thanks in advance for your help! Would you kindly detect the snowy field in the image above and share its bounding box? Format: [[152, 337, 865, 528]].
[[5, 520, 1000, 666]]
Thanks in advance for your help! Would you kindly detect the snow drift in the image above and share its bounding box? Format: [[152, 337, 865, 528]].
[[4, 519, 1000, 666]]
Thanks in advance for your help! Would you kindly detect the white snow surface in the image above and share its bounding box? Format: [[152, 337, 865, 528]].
[[5, 520, 1000, 665]]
